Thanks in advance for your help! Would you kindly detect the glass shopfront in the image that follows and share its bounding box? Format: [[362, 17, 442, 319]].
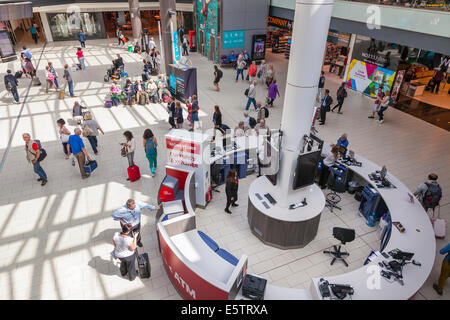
[[48, 12, 106, 41]]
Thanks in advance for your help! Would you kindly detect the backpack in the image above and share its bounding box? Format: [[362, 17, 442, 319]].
[[262, 106, 269, 118], [33, 139, 47, 162], [145, 138, 157, 156], [217, 69, 223, 80], [423, 183, 442, 209], [388, 97, 394, 106], [249, 117, 257, 129]]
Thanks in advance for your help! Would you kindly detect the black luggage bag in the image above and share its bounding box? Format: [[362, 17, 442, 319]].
[[242, 274, 267, 300], [137, 250, 151, 279]]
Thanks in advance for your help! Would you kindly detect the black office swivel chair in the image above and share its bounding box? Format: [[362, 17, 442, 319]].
[[325, 169, 346, 213], [323, 227, 356, 267], [211, 163, 221, 193]]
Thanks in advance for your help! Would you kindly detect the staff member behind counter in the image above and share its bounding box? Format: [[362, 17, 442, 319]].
[[331, 133, 349, 157], [319, 145, 339, 189]]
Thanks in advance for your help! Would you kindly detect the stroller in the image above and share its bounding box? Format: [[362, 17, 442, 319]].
[[105, 64, 127, 82]]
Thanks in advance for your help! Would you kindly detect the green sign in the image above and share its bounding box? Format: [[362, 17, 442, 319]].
[[223, 30, 245, 49]]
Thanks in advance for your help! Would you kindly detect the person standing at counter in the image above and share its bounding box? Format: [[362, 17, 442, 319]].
[[319, 145, 339, 189], [225, 169, 239, 214], [112, 223, 139, 281], [433, 242, 450, 296], [111, 199, 161, 248], [414, 173, 442, 211], [319, 89, 332, 125]]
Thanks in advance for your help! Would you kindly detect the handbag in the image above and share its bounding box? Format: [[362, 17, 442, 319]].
[[61, 134, 70, 143], [82, 125, 93, 137], [121, 146, 127, 157]]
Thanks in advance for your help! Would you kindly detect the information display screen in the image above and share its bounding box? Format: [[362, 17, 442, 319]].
[[292, 150, 321, 190], [252, 34, 266, 61]]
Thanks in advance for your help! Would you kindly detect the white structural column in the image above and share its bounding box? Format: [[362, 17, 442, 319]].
[[274, 0, 334, 204], [343, 33, 356, 83]]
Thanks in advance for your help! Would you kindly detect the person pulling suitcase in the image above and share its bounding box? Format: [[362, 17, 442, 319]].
[[112, 223, 139, 281], [111, 199, 161, 248]]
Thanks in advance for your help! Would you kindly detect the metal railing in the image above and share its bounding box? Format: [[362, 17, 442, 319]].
[[342, 0, 450, 11]]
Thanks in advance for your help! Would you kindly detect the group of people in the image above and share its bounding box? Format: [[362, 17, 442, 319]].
[[318, 75, 348, 125]]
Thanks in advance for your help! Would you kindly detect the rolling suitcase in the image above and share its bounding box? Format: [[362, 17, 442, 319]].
[[32, 76, 41, 86], [136, 249, 151, 279], [432, 207, 446, 239], [127, 165, 141, 182]]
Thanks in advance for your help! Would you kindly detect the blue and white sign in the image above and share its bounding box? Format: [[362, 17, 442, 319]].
[[173, 31, 180, 62], [223, 30, 245, 49]]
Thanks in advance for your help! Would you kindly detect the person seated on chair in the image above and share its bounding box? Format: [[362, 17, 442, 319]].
[[319, 145, 339, 189], [133, 42, 141, 54], [134, 80, 149, 104], [414, 173, 442, 210], [228, 51, 236, 66], [146, 79, 158, 102], [114, 54, 124, 73], [124, 79, 135, 106]]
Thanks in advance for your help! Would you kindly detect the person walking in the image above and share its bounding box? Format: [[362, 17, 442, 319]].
[[57, 119, 71, 159], [121, 131, 136, 174], [111, 199, 161, 248], [319, 89, 333, 125], [4, 70, 20, 103], [266, 65, 275, 87], [377, 90, 391, 124], [248, 61, 258, 83], [23, 133, 47, 186], [225, 169, 239, 214], [76, 47, 86, 70], [78, 29, 86, 48], [433, 243, 450, 296], [25, 58, 36, 78], [28, 24, 38, 44], [245, 80, 258, 111], [431, 67, 445, 94], [143, 129, 158, 176], [112, 223, 139, 281], [117, 27, 124, 46], [369, 88, 384, 119], [167, 96, 176, 129], [82, 113, 104, 155], [149, 37, 156, 52], [67, 128, 91, 179], [63, 64, 75, 98], [72, 101, 87, 118], [267, 79, 280, 107], [20, 53, 28, 77], [21, 46, 32, 60], [174, 102, 184, 129], [48, 62, 60, 89], [182, 35, 189, 56], [332, 82, 348, 114], [235, 57, 246, 82], [45, 66, 56, 94], [213, 65, 223, 91], [318, 71, 325, 102], [259, 60, 267, 85]]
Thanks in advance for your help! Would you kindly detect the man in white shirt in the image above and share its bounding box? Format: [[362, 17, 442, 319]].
[[254, 119, 269, 136], [245, 80, 258, 111], [149, 37, 156, 51]]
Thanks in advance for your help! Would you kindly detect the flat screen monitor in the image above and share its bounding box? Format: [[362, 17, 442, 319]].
[[380, 166, 387, 180], [292, 150, 321, 190]]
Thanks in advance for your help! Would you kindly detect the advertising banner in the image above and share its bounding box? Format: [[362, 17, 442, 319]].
[[166, 137, 202, 169], [168, 64, 198, 103], [173, 31, 180, 62], [346, 59, 396, 98], [223, 30, 245, 49], [252, 34, 266, 61], [196, 0, 218, 60]]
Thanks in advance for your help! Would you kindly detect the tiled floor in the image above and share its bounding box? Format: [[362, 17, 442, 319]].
[[0, 39, 448, 300]]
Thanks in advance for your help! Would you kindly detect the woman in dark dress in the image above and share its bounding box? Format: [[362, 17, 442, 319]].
[[225, 169, 239, 214]]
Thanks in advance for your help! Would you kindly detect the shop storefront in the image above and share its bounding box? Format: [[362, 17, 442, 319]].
[[323, 29, 350, 79], [266, 16, 292, 58]]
